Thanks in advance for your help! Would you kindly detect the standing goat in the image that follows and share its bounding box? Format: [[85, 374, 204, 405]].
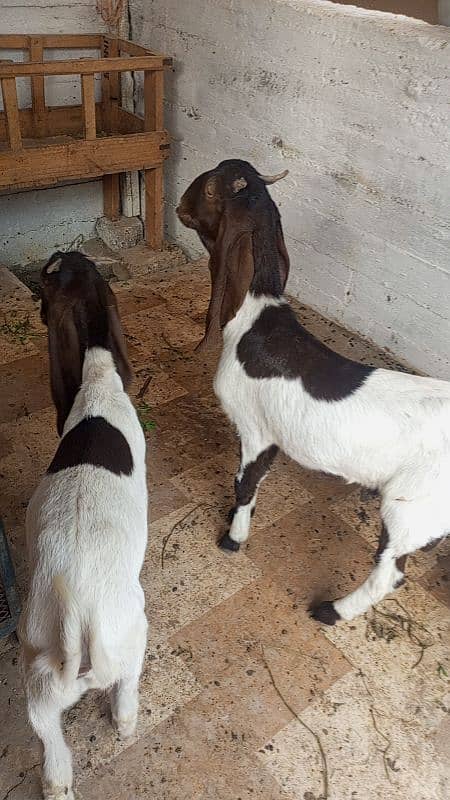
[[177, 159, 450, 626], [19, 252, 148, 800]]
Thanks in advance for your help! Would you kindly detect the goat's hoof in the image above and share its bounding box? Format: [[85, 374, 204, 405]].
[[113, 714, 137, 740], [309, 601, 341, 626], [218, 532, 240, 552]]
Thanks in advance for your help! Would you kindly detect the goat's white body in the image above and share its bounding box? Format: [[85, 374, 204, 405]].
[[21, 348, 148, 799], [215, 294, 450, 618]]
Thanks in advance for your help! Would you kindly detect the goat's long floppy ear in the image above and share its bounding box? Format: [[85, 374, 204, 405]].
[[105, 287, 133, 390], [47, 310, 83, 437], [277, 220, 290, 290], [197, 212, 254, 352]]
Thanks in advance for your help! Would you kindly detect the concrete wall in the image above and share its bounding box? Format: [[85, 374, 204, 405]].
[[0, 0, 106, 266], [130, 0, 450, 379]]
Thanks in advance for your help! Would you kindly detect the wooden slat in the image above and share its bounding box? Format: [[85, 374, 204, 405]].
[[29, 36, 45, 138], [107, 38, 120, 134], [81, 73, 96, 140], [117, 107, 144, 134], [117, 37, 173, 66], [0, 105, 104, 141], [0, 35, 29, 49], [144, 166, 164, 249], [41, 34, 101, 49], [0, 55, 164, 78], [103, 173, 120, 219], [144, 69, 164, 131], [1, 77, 21, 151], [0, 34, 101, 50], [0, 130, 170, 191]]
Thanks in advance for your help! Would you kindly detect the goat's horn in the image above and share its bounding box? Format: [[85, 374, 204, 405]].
[[46, 257, 62, 274], [258, 169, 289, 185]]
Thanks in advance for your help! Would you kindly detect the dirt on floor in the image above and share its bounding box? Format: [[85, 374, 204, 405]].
[[0, 248, 448, 800]]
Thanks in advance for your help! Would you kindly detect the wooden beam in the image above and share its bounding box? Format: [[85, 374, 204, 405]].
[[81, 73, 96, 140], [0, 34, 101, 50], [103, 173, 120, 220], [0, 130, 170, 191], [0, 55, 164, 78], [117, 37, 173, 66], [144, 70, 164, 132], [29, 36, 46, 138], [144, 167, 164, 249], [1, 77, 21, 151]]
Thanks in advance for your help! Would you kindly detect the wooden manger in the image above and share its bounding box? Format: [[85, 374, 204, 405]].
[[0, 34, 172, 249]]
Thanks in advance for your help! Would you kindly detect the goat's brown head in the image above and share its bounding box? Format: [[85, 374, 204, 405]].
[[40, 251, 132, 436], [176, 159, 289, 350]]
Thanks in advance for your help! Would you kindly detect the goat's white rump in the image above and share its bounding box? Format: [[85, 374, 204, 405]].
[[215, 294, 450, 623], [19, 251, 148, 800], [20, 348, 148, 800]]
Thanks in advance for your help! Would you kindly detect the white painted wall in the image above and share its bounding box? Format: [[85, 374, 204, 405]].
[[130, 0, 450, 379], [0, 0, 106, 266]]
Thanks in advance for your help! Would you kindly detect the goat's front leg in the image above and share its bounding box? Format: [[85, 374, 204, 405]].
[[219, 439, 278, 552]]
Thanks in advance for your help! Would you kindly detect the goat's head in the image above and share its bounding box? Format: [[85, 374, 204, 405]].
[[40, 250, 132, 435], [176, 159, 289, 351]]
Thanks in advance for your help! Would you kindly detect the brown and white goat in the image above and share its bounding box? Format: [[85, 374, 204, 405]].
[[177, 159, 450, 625], [19, 252, 148, 800]]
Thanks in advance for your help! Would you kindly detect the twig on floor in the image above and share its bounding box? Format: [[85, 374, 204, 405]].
[[1, 763, 41, 800], [261, 646, 329, 800], [136, 373, 153, 401], [368, 707, 398, 782], [366, 597, 434, 668], [161, 503, 214, 569]]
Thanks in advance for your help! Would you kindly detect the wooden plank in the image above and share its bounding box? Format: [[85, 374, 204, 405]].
[[117, 107, 144, 134], [107, 38, 120, 134], [0, 55, 164, 78], [0, 130, 170, 191], [0, 104, 104, 141], [0, 34, 101, 50], [117, 37, 173, 66], [81, 73, 96, 140], [103, 173, 120, 220], [1, 77, 21, 151], [41, 34, 101, 49], [29, 36, 45, 138], [144, 69, 164, 131], [144, 166, 164, 249]]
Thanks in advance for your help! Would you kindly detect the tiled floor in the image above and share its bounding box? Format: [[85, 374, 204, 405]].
[[0, 254, 449, 800]]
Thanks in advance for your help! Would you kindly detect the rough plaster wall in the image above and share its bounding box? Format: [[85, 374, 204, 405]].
[[0, 0, 106, 266], [130, 0, 450, 379]]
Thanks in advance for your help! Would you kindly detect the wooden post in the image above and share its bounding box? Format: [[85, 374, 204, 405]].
[[29, 35, 46, 138], [81, 73, 96, 140], [101, 36, 120, 220], [1, 77, 21, 151], [143, 69, 164, 249]]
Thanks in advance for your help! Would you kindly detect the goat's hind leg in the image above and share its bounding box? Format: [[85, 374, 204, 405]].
[[110, 614, 147, 739], [26, 671, 81, 800], [219, 437, 278, 552], [310, 523, 408, 625]]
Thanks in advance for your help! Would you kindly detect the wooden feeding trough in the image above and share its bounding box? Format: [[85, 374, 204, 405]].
[[0, 34, 172, 248]]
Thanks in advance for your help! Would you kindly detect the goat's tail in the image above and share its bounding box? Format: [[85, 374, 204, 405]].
[[53, 576, 115, 689], [53, 575, 83, 687]]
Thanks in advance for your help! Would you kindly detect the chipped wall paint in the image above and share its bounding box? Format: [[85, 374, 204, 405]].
[[130, 0, 450, 379], [0, 1, 106, 266]]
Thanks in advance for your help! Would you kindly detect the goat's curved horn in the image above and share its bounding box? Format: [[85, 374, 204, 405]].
[[258, 169, 289, 185]]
